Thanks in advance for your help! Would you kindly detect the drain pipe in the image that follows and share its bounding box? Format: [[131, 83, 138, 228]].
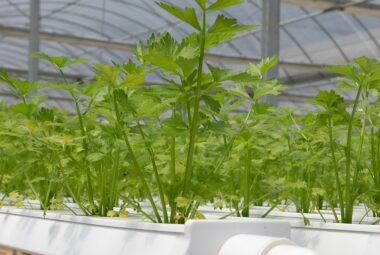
[[219, 234, 317, 255]]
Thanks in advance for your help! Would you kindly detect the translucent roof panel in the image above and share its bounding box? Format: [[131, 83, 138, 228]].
[[0, 0, 380, 110]]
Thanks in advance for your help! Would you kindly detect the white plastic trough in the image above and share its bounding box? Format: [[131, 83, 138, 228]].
[[196, 204, 380, 255], [291, 222, 380, 255], [0, 207, 316, 255]]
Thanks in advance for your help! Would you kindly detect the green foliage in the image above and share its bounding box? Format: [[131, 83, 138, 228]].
[[156, 2, 201, 30], [206, 14, 252, 49], [207, 0, 243, 11], [32, 52, 86, 70], [4, 0, 380, 226]]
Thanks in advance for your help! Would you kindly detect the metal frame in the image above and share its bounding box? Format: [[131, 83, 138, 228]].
[[261, 0, 281, 105], [282, 0, 380, 17], [0, 0, 380, 104], [28, 0, 40, 80], [0, 25, 326, 74]]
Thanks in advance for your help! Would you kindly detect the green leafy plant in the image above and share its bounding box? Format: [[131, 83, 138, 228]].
[[7, 0, 380, 226], [308, 57, 380, 223]]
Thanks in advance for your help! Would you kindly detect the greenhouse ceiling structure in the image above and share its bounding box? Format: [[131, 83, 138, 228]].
[[0, 0, 380, 110]]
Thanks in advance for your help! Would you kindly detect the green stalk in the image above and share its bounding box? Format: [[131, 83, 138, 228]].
[[189, 201, 200, 219], [24, 172, 42, 209], [110, 152, 120, 210], [101, 163, 106, 216], [58, 69, 95, 210], [327, 116, 344, 222], [182, 11, 207, 197], [374, 129, 380, 205], [135, 121, 169, 223], [44, 178, 53, 211], [327, 198, 340, 223], [370, 128, 376, 179], [316, 207, 327, 223], [121, 195, 156, 222], [261, 200, 280, 218], [112, 92, 162, 223], [58, 154, 91, 216], [375, 128, 380, 189], [344, 82, 363, 223], [353, 89, 369, 188], [229, 172, 240, 217], [371, 109, 380, 216], [213, 103, 255, 174], [65, 182, 90, 216], [169, 106, 177, 223], [21, 95, 27, 104], [241, 150, 251, 217]]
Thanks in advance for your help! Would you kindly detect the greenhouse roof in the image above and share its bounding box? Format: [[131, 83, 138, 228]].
[[0, 0, 380, 109]]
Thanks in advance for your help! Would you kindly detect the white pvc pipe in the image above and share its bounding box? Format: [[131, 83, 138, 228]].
[[267, 244, 318, 255], [219, 234, 318, 255]]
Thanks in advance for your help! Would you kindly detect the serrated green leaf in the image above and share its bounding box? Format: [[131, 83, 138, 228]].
[[114, 89, 137, 113], [148, 54, 182, 76], [37, 107, 55, 122], [252, 81, 285, 101], [208, 15, 252, 34], [312, 188, 326, 196], [207, 120, 233, 135], [0, 70, 10, 83], [44, 82, 78, 92], [87, 152, 105, 162], [178, 44, 198, 59], [45, 135, 75, 146], [225, 86, 249, 99], [206, 15, 252, 49], [207, 0, 243, 11], [120, 74, 145, 88], [203, 95, 221, 113], [322, 64, 356, 80], [307, 90, 346, 113], [176, 57, 198, 78], [33, 51, 86, 70], [156, 2, 201, 31], [195, 0, 207, 10], [162, 116, 188, 134], [208, 64, 259, 83], [246, 57, 278, 77], [31, 51, 51, 62], [9, 103, 38, 117], [94, 64, 120, 86], [65, 58, 87, 67], [175, 197, 189, 208], [205, 33, 234, 50]]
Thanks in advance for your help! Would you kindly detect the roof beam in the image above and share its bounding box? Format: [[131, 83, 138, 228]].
[[0, 25, 326, 74], [282, 0, 380, 17]]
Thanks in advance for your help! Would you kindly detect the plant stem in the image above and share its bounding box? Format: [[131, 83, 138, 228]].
[[58, 155, 91, 216], [213, 103, 255, 174], [169, 105, 177, 223], [327, 116, 343, 222], [189, 201, 200, 218], [58, 68, 95, 211], [121, 195, 156, 223], [344, 82, 363, 223], [135, 121, 169, 223], [374, 128, 380, 208], [261, 200, 279, 218], [112, 91, 162, 223], [241, 150, 251, 217], [352, 89, 369, 188], [182, 11, 207, 197]]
